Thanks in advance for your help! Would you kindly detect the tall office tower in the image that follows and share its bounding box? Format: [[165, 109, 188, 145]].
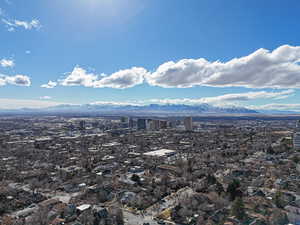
[[120, 116, 129, 128], [149, 120, 160, 130], [169, 120, 177, 128], [146, 119, 152, 130], [159, 120, 168, 129], [296, 120, 300, 131], [294, 120, 300, 150], [129, 118, 134, 129], [148, 120, 155, 130], [184, 117, 193, 131], [79, 120, 86, 130], [120, 116, 129, 123], [137, 118, 147, 130]]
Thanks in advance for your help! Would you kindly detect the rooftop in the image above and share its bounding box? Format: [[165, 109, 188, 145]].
[[143, 149, 176, 157]]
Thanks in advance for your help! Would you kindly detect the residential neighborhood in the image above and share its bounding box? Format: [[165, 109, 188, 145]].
[[0, 116, 299, 225]]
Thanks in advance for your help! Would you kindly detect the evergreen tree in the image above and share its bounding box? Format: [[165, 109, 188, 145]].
[[227, 179, 241, 201], [231, 197, 246, 220], [274, 191, 284, 208]]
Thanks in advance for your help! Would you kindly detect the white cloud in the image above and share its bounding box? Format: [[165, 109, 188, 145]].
[[2, 18, 41, 31], [90, 101, 140, 106], [25, 50, 31, 54], [60, 66, 147, 89], [0, 98, 61, 109], [144, 90, 294, 105], [39, 96, 52, 100], [44, 45, 300, 89], [41, 81, 57, 88], [60, 66, 97, 87], [0, 74, 31, 87], [88, 90, 294, 108], [15, 19, 40, 30], [147, 45, 300, 89], [250, 103, 300, 112], [0, 58, 14, 68], [194, 89, 294, 103], [93, 67, 147, 89]]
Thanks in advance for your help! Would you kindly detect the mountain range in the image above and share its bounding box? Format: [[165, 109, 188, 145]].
[[0, 103, 259, 115]]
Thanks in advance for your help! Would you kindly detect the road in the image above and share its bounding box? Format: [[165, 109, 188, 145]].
[[123, 187, 193, 225], [123, 210, 160, 225], [145, 187, 193, 217]]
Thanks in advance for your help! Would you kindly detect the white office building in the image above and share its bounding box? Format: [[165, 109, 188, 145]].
[[293, 120, 300, 150]]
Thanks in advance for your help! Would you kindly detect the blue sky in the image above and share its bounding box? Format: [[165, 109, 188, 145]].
[[1, 0, 300, 111]]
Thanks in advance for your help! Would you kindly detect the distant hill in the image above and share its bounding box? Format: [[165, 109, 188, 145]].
[[0, 103, 258, 115]]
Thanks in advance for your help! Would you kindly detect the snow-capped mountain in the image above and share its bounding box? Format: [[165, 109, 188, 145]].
[[0, 103, 258, 115]]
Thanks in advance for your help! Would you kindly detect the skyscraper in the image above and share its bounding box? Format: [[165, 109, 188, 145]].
[[79, 120, 86, 130], [129, 118, 134, 129], [296, 120, 300, 131], [184, 117, 193, 131], [294, 120, 300, 150], [159, 120, 168, 129], [120, 116, 129, 123], [137, 119, 147, 130]]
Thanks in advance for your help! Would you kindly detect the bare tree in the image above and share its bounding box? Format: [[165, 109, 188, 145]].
[[28, 206, 50, 225], [1, 215, 15, 225], [109, 206, 124, 225], [79, 210, 94, 225], [29, 178, 41, 195]]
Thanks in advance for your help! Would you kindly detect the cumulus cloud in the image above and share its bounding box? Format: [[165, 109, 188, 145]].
[[6, 75, 31, 86], [147, 45, 300, 89], [60, 66, 147, 89], [0, 58, 14, 68], [41, 81, 57, 88], [0, 74, 31, 87], [2, 18, 41, 31], [44, 45, 300, 89], [60, 66, 97, 87], [93, 67, 147, 89]]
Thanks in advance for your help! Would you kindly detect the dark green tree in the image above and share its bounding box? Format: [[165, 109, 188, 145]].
[[131, 174, 141, 185], [231, 197, 246, 220], [227, 179, 241, 201], [274, 191, 284, 208]]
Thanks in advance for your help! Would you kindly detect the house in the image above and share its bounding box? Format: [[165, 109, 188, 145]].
[[76, 204, 91, 213]]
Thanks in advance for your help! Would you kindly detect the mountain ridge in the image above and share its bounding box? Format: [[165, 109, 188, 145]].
[[0, 103, 258, 115]]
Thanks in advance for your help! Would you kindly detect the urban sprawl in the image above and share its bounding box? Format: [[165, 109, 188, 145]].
[[0, 116, 300, 225]]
